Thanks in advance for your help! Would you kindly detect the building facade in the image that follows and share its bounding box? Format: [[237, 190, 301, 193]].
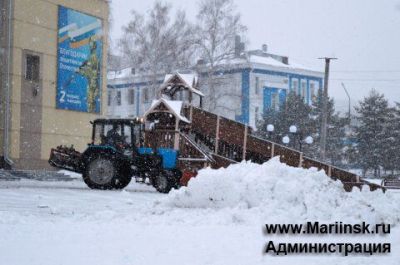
[[107, 46, 324, 129], [0, 0, 109, 169], [107, 69, 165, 118]]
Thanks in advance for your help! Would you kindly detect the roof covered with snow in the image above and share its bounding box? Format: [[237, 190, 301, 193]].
[[164, 73, 198, 87], [161, 72, 204, 97], [201, 52, 322, 75], [107, 67, 134, 80], [145, 98, 190, 123]]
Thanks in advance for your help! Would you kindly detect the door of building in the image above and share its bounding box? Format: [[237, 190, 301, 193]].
[[20, 50, 43, 169]]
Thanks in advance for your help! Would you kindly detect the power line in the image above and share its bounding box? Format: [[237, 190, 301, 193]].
[[330, 84, 400, 88], [332, 70, 400, 73], [331, 78, 400, 82]]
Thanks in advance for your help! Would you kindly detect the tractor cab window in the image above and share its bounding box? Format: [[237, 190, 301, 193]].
[[104, 124, 121, 136], [123, 124, 132, 145], [93, 123, 103, 145], [133, 124, 141, 146], [104, 124, 123, 146], [92, 121, 141, 148]]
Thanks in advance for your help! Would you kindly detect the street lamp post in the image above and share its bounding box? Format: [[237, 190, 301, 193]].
[[289, 125, 297, 133], [282, 125, 313, 151], [282, 135, 290, 145], [267, 124, 313, 151], [289, 125, 298, 149], [266, 124, 274, 140]]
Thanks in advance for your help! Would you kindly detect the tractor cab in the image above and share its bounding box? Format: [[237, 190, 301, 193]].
[[91, 118, 144, 154]]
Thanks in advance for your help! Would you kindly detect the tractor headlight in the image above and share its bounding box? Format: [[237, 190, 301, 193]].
[[124, 150, 132, 157]]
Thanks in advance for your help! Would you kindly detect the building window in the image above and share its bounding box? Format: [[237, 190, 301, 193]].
[[255, 106, 259, 123], [107, 91, 112, 106], [310, 83, 316, 102], [255, 77, 260, 95], [301, 82, 306, 98], [128, 89, 135, 105], [116, 90, 121, 106], [271, 93, 279, 111], [25, 54, 40, 82], [292, 80, 298, 92], [143, 88, 149, 103]]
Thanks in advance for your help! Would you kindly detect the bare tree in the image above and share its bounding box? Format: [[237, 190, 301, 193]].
[[194, 0, 246, 112], [107, 2, 122, 71], [119, 1, 194, 96]]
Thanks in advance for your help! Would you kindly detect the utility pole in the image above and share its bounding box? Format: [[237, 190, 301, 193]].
[[318, 57, 337, 161], [341, 82, 351, 124]]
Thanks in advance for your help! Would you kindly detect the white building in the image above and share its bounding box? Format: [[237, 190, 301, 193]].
[[106, 69, 163, 118], [107, 45, 324, 128]]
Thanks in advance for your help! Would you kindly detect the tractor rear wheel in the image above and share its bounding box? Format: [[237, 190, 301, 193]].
[[83, 155, 128, 190], [113, 172, 132, 189]]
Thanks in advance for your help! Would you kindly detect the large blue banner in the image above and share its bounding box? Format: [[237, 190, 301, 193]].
[[56, 6, 103, 113]]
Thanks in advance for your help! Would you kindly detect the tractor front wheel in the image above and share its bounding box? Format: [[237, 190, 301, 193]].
[[153, 172, 174, 193]]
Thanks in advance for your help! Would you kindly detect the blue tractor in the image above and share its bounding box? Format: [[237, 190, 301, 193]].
[[49, 118, 182, 193]]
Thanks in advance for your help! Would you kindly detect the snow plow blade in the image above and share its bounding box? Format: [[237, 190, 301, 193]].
[[48, 146, 83, 173]]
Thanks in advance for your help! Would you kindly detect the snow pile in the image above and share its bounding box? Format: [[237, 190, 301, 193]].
[[166, 157, 400, 224]]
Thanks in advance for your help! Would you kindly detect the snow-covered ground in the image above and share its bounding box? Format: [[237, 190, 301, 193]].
[[0, 158, 399, 265]]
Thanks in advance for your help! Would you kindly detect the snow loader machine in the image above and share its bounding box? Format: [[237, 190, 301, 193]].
[[49, 73, 384, 194], [48, 118, 182, 193]]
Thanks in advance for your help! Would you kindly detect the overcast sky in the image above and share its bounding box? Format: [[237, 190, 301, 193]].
[[110, 0, 400, 112]]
